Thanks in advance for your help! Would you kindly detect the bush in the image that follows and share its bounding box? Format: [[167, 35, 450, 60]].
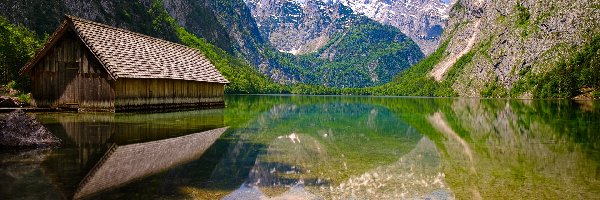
[[17, 93, 31, 105]]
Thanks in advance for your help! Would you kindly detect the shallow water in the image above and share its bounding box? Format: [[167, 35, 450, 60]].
[[1, 95, 599, 199]]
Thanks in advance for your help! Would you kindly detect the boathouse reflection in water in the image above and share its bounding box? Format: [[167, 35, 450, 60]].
[[37, 110, 227, 199]]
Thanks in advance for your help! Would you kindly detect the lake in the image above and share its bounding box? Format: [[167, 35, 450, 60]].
[[1, 95, 599, 199]]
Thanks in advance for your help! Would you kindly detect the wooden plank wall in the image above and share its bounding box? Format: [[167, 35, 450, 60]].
[[30, 31, 115, 111], [78, 50, 116, 111], [114, 78, 225, 111]]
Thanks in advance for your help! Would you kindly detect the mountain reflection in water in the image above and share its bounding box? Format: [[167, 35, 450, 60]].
[[0, 95, 598, 199], [214, 96, 599, 199]]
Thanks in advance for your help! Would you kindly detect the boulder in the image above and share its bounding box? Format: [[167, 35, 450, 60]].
[[0, 110, 61, 148], [0, 96, 20, 107]]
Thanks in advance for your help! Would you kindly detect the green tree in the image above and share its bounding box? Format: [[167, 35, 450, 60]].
[[0, 17, 42, 91]]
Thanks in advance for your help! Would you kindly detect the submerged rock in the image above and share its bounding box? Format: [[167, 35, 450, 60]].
[[0, 110, 61, 148]]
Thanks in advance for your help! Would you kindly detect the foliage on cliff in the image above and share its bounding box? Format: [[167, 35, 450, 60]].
[[512, 34, 600, 98], [263, 21, 424, 88]]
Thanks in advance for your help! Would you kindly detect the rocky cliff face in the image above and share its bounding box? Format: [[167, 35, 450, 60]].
[[209, 0, 267, 65], [430, 0, 600, 97], [0, 1, 178, 43], [246, 0, 360, 55], [339, 0, 453, 55]]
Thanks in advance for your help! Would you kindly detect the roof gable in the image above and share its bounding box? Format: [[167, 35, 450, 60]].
[[21, 16, 229, 84]]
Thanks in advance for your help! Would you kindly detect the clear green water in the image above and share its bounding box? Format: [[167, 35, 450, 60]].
[[1, 95, 599, 199]]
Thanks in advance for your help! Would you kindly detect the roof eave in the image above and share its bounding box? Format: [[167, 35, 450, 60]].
[[19, 19, 71, 76], [19, 15, 118, 81], [68, 16, 117, 81]]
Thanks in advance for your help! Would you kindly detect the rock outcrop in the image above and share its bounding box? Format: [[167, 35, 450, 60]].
[[0, 96, 21, 107], [0, 110, 61, 148]]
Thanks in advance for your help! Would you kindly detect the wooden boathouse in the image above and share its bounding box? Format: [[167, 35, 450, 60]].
[[20, 16, 229, 112]]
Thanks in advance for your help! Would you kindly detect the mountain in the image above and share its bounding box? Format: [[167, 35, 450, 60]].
[[246, 0, 424, 87], [435, 0, 600, 98], [338, 0, 453, 55], [246, 0, 360, 55], [162, 0, 427, 88], [263, 21, 423, 87], [374, 0, 600, 98], [246, 0, 452, 55]]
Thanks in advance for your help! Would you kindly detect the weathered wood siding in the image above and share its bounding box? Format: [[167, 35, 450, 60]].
[[114, 78, 225, 111], [30, 31, 115, 111]]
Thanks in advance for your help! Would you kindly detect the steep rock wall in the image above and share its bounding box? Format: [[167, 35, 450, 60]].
[[432, 0, 600, 97]]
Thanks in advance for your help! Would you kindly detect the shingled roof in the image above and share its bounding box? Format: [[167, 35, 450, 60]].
[[21, 16, 229, 84]]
